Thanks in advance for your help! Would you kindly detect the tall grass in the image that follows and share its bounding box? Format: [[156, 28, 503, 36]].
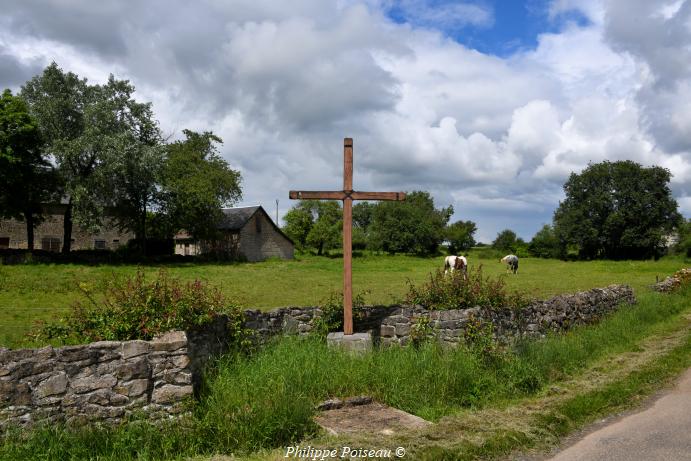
[[1, 286, 689, 460]]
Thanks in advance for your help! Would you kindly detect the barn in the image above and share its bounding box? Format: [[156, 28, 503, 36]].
[[174, 206, 294, 261]]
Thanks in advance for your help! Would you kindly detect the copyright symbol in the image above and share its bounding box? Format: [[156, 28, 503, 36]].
[[395, 447, 406, 457]]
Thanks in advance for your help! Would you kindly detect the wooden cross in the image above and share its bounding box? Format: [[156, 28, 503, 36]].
[[289, 138, 406, 335]]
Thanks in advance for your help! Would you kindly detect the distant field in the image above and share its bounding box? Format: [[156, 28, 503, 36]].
[[0, 252, 688, 347]]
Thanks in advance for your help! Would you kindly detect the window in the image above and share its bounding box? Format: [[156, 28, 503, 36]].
[[41, 237, 61, 252], [0, 237, 9, 249], [255, 217, 262, 233], [94, 239, 107, 250], [184, 243, 190, 256]]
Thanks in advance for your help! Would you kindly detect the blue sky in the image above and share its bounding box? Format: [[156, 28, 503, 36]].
[[1, 0, 690, 242], [384, 0, 592, 56]]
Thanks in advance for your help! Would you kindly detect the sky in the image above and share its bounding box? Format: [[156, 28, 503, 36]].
[[1, 0, 690, 243]]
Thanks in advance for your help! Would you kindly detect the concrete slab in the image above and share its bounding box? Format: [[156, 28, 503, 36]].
[[315, 402, 431, 436]]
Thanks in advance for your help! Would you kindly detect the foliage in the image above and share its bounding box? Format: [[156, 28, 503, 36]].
[[32, 269, 244, 344], [0, 89, 57, 249], [492, 229, 527, 255], [404, 265, 529, 310], [20, 63, 164, 249], [161, 130, 242, 241], [409, 315, 436, 346], [463, 315, 501, 362], [553, 160, 682, 260], [445, 219, 477, 254], [312, 290, 368, 336], [95, 77, 164, 241], [283, 200, 341, 255], [368, 190, 453, 255], [673, 218, 691, 257], [528, 224, 564, 259]]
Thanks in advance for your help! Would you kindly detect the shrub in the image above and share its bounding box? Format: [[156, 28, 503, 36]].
[[312, 290, 369, 336], [404, 265, 529, 310], [32, 269, 244, 344]]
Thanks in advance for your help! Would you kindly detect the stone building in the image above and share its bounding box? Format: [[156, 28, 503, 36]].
[[0, 203, 134, 251], [174, 206, 294, 261]]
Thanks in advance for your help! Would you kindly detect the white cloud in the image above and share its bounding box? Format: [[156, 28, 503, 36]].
[[0, 0, 689, 241]]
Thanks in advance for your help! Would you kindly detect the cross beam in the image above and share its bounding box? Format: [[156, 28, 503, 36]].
[[289, 138, 405, 335]]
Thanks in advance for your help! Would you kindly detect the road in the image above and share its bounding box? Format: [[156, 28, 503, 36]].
[[545, 368, 691, 461]]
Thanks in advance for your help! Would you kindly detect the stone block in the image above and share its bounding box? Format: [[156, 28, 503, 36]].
[[34, 372, 68, 399], [152, 384, 193, 404], [116, 358, 150, 381], [380, 325, 395, 337], [121, 341, 150, 359], [70, 374, 117, 394], [114, 379, 149, 397], [151, 331, 187, 352], [326, 332, 373, 354], [58, 346, 95, 363], [394, 323, 411, 336], [0, 382, 31, 406]]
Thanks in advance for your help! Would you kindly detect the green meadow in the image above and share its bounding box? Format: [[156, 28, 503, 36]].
[[0, 252, 687, 348]]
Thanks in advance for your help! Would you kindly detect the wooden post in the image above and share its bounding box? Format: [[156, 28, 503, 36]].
[[289, 138, 405, 335], [343, 138, 353, 335]]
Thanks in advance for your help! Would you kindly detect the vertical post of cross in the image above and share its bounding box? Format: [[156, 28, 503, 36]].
[[343, 138, 354, 335]]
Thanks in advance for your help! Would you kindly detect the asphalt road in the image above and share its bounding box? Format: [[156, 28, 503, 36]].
[[545, 368, 691, 461]]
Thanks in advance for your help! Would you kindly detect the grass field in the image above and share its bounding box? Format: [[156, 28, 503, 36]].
[[0, 251, 688, 347]]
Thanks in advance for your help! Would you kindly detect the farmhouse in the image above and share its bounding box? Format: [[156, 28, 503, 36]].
[[174, 206, 294, 261], [0, 203, 134, 251]]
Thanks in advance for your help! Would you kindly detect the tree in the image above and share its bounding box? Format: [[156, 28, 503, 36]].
[[528, 224, 563, 259], [492, 229, 525, 254], [445, 220, 477, 254], [0, 89, 57, 250], [95, 77, 163, 242], [161, 130, 242, 241], [21, 63, 91, 252], [21, 64, 164, 251], [353, 202, 375, 250], [368, 191, 452, 255], [553, 161, 682, 259], [283, 200, 342, 255]]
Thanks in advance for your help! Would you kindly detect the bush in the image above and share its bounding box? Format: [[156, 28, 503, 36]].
[[312, 290, 369, 336], [33, 269, 244, 344], [404, 265, 529, 310]]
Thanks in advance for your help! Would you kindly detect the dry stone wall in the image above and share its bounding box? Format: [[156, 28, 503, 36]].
[[0, 331, 202, 429], [243, 284, 636, 346], [1, 284, 635, 428]]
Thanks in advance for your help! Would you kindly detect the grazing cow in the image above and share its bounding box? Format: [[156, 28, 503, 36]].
[[500, 254, 519, 274], [444, 255, 468, 279]]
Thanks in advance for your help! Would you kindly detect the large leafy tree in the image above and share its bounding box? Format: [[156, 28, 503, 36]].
[[445, 220, 477, 254], [21, 63, 163, 250], [283, 200, 342, 255], [21, 63, 90, 252], [553, 160, 681, 259], [369, 191, 452, 255], [161, 130, 242, 240], [0, 89, 57, 250]]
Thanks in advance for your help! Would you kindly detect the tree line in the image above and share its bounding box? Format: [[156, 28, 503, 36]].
[[0, 63, 242, 253], [283, 191, 477, 256], [286, 161, 686, 261]]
